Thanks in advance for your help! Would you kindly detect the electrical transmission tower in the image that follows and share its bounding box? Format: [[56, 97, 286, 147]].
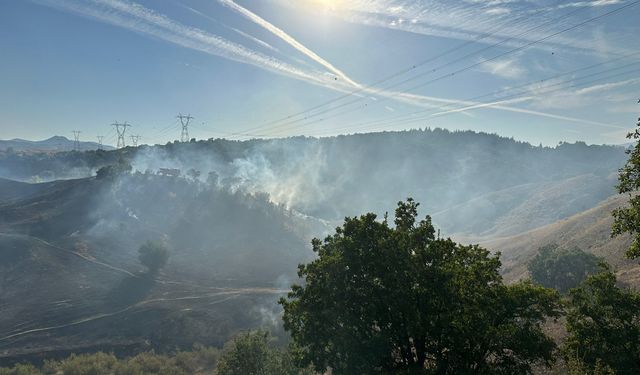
[[130, 134, 141, 147], [96, 135, 104, 149], [111, 122, 131, 148], [177, 113, 194, 142], [72, 130, 81, 151]]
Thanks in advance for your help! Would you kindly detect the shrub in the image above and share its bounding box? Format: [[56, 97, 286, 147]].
[[138, 240, 170, 274]]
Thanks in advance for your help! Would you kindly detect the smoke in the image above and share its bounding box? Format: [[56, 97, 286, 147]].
[[0, 130, 629, 358], [127, 139, 344, 216]]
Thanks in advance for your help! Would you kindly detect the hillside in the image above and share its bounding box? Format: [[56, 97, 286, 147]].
[[0, 129, 627, 235], [472, 195, 638, 286], [0, 174, 319, 363], [0, 136, 112, 153], [433, 173, 617, 236], [0, 130, 632, 364], [0, 177, 51, 202]]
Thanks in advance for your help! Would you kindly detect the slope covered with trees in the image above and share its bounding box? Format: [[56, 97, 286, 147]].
[[0, 130, 625, 237]]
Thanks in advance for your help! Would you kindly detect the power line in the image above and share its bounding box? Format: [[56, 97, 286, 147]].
[[96, 135, 105, 149], [238, 0, 639, 138], [231, 3, 605, 138], [177, 113, 194, 142], [269, 57, 640, 137], [130, 134, 142, 147], [270, 53, 640, 138], [311, 66, 640, 136], [72, 130, 81, 151], [111, 122, 132, 148], [229, 3, 576, 138]]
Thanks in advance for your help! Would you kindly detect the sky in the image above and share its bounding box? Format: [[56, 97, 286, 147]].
[[0, 0, 638, 146]]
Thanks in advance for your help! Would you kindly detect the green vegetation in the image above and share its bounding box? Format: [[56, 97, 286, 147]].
[[0, 345, 219, 375], [613, 116, 640, 258], [216, 331, 307, 375], [528, 244, 602, 293], [563, 269, 640, 374], [6, 196, 640, 374], [280, 199, 561, 374], [138, 240, 170, 274], [0, 335, 312, 375], [0, 363, 41, 375]]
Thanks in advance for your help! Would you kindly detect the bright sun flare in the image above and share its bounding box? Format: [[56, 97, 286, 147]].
[[308, 0, 344, 11]]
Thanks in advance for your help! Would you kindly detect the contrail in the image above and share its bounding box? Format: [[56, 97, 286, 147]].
[[431, 97, 534, 117], [177, 2, 280, 52], [39, 0, 344, 90], [33, 0, 624, 130], [217, 0, 360, 88]]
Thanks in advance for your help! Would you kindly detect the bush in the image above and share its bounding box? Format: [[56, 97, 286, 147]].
[[138, 240, 170, 274], [0, 363, 41, 375], [4, 346, 221, 375], [528, 244, 602, 293], [42, 352, 119, 375], [216, 331, 300, 375]]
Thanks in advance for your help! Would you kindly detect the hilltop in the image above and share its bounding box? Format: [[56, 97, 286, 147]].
[[0, 136, 113, 153]]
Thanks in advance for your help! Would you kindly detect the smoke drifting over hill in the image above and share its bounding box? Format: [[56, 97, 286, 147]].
[[0, 129, 629, 362], [121, 129, 626, 235], [0, 129, 627, 234]]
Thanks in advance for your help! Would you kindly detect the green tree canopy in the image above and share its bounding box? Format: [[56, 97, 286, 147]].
[[280, 199, 561, 374], [612, 115, 640, 258], [564, 269, 640, 374], [138, 240, 170, 274], [528, 244, 602, 293], [215, 331, 302, 375]]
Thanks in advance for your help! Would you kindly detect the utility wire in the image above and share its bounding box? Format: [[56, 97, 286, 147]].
[[233, 2, 634, 138], [255, 1, 639, 137]]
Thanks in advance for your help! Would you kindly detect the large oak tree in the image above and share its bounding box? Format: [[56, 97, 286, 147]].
[[280, 199, 560, 374]]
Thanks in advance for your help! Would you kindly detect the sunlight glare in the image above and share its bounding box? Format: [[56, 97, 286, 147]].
[[307, 0, 344, 12]]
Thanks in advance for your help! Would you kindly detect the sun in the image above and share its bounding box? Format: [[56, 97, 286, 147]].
[[307, 0, 344, 11]]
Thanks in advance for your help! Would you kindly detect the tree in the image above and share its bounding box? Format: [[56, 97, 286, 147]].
[[280, 199, 561, 374], [138, 240, 169, 274], [612, 114, 640, 258], [215, 331, 302, 375], [564, 269, 640, 374], [528, 244, 602, 293]]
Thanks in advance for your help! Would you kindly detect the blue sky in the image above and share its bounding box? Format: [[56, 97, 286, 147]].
[[0, 0, 638, 146]]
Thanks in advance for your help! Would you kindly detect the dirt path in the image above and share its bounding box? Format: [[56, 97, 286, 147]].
[[1, 234, 289, 342]]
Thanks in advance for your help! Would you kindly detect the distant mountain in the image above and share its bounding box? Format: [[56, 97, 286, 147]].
[[0, 136, 113, 152]]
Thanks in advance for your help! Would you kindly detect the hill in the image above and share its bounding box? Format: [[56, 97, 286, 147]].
[[0, 136, 113, 153], [0, 174, 321, 363], [0, 129, 632, 363], [0, 129, 627, 235], [433, 173, 618, 236], [471, 195, 638, 286]]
